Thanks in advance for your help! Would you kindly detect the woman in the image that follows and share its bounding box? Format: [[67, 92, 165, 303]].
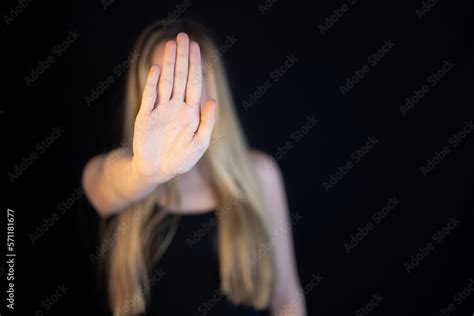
[[82, 19, 306, 316]]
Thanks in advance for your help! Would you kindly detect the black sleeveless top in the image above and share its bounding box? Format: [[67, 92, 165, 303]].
[[147, 210, 268, 316], [79, 197, 269, 316]]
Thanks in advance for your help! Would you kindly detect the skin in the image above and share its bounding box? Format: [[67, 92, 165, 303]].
[[82, 32, 306, 315]]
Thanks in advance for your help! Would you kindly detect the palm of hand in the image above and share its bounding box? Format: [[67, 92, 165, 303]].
[[132, 33, 216, 183]]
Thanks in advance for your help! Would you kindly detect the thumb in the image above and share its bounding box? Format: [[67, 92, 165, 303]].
[[193, 99, 217, 148]]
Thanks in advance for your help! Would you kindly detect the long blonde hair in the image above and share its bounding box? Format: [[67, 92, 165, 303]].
[[103, 19, 274, 315]]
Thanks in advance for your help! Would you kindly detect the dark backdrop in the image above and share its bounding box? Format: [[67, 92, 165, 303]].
[[1, 0, 473, 315]]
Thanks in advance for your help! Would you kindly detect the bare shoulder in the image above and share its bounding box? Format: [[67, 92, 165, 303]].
[[249, 149, 285, 193], [250, 150, 290, 231]]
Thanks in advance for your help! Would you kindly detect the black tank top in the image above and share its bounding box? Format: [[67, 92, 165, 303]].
[[79, 197, 269, 316], [147, 210, 268, 316]]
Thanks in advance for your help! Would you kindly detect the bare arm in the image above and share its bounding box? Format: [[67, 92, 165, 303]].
[[252, 151, 307, 316], [81, 148, 159, 217], [82, 33, 216, 218]]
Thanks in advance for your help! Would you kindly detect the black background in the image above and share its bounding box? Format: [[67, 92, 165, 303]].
[[1, 0, 473, 315]]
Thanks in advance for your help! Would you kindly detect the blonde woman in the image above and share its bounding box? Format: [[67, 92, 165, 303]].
[[82, 19, 306, 316]]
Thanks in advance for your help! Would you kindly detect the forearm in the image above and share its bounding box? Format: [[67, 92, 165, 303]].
[[82, 147, 159, 217]]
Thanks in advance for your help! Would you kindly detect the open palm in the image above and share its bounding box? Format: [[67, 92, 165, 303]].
[[132, 33, 216, 183]]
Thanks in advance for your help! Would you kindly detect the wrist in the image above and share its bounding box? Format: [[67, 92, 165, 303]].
[[130, 155, 168, 187]]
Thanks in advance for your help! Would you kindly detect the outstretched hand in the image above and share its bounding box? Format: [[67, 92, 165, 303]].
[[132, 32, 217, 184]]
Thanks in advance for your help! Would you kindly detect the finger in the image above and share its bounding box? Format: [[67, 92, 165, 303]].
[[158, 40, 176, 103], [185, 41, 202, 106], [193, 99, 217, 149], [140, 64, 160, 114], [171, 32, 189, 101]]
